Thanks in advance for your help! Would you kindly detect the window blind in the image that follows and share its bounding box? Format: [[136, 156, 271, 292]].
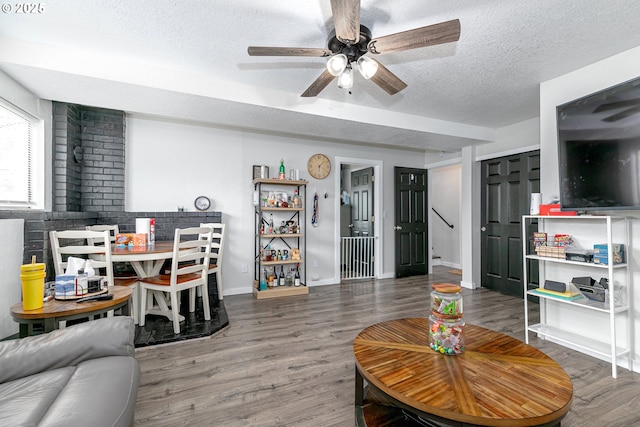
[[0, 103, 33, 206]]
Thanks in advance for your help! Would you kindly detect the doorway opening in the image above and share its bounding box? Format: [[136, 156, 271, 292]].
[[335, 157, 382, 281]]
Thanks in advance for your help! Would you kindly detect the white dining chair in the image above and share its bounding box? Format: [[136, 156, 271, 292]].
[[85, 224, 119, 245], [200, 223, 226, 300], [86, 223, 141, 314], [139, 226, 213, 334], [50, 229, 115, 285], [51, 229, 139, 324], [50, 230, 121, 325]]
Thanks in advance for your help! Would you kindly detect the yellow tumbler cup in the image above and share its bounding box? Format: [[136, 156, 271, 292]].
[[20, 262, 46, 310]]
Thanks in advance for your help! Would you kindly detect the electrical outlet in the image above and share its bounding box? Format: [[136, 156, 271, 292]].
[[241, 264, 248, 273]]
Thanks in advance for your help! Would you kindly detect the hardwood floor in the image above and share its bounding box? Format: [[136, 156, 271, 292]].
[[133, 267, 640, 426]]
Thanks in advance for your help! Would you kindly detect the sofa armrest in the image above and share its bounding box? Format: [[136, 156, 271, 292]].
[[0, 316, 135, 384]]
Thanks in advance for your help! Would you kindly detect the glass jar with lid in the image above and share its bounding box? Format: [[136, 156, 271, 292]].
[[428, 314, 465, 355], [430, 283, 463, 319]]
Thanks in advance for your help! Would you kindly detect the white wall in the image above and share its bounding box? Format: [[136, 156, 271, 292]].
[[0, 219, 24, 339], [125, 115, 426, 295], [430, 164, 461, 268], [478, 117, 540, 160], [540, 46, 640, 371]]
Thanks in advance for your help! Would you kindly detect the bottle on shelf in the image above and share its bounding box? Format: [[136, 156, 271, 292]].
[[279, 266, 286, 286], [267, 267, 275, 288], [294, 264, 301, 287], [259, 268, 267, 291], [269, 214, 274, 234], [286, 267, 294, 286], [279, 159, 286, 180], [293, 189, 301, 208]]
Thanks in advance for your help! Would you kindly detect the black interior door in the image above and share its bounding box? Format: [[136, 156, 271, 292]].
[[351, 167, 374, 237], [394, 167, 428, 278], [480, 151, 540, 297]]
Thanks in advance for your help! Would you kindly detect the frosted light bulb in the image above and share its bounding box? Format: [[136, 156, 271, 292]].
[[337, 66, 354, 89], [326, 54, 348, 76], [357, 56, 378, 79]]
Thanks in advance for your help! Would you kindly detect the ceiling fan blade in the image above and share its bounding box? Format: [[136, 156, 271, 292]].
[[248, 46, 332, 57], [369, 60, 407, 95], [368, 19, 461, 55], [330, 0, 361, 44], [602, 105, 640, 122], [592, 99, 640, 113], [301, 70, 336, 97]]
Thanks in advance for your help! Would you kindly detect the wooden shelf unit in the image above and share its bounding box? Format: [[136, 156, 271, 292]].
[[254, 179, 308, 298]]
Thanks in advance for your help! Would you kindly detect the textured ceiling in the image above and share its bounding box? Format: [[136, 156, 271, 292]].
[[1, 0, 639, 152]]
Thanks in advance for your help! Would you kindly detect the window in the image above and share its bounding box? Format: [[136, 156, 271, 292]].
[[0, 102, 34, 207]]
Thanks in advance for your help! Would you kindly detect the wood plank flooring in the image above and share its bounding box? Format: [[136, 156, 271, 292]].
[[133, 267, 640, 426]]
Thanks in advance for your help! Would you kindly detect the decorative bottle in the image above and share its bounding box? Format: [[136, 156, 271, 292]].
[[279, 159, 286, 180], [286, 268, 294, 286], [293, 189, 300, 208], [268, 267, 275, 288], [259, 268, 267, 291], [294, 264, 301, 287]]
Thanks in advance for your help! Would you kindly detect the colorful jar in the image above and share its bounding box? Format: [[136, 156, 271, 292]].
[[429, 314, 465, 355], [431, 283, 463, 319]]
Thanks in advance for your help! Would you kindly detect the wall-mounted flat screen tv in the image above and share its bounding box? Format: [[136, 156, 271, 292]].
[[557, 76, 640, 211]]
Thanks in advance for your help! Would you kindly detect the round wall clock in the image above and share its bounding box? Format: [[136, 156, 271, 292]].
[[307, 153, 331, 180], [194, 196, 211, 211]]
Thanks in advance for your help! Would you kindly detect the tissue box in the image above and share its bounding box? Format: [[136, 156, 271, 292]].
[[115, 233, 147, 248], [55, 274, 88, 298], [592, 243, 625, 265]]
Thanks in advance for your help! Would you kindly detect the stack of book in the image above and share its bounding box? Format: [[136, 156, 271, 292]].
[[532, 287, 584, 301]]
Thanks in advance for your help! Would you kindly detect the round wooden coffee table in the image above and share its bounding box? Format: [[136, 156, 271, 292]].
[[10, 286, 132, 337], [354, 318, 573, 427]]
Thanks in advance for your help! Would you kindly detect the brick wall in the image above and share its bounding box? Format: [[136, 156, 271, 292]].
[[1, 207, 222, 282], [52, 102, 82, 211], [81, 107, 125, 212], [52, 103, 126, 212]]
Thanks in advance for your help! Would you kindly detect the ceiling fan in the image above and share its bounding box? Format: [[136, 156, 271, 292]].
[[247, 0, 461, 97]]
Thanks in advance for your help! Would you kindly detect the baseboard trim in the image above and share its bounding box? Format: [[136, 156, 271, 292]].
[[460, 280, 478, 289]]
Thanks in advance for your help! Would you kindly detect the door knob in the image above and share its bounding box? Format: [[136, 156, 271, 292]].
[[393, 225, 403, 231], [481, 226, 487, 232], [348, 224, 354, 228]]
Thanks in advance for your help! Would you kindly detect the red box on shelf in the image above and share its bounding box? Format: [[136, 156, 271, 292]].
[[539, 203, 577, 216]]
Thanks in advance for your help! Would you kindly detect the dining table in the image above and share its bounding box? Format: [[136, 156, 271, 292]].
[[111, 242, 185, 323], [111, 241, 176, 278]]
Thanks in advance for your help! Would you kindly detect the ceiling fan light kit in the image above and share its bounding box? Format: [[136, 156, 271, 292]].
[[247, 0, 461, 97]]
